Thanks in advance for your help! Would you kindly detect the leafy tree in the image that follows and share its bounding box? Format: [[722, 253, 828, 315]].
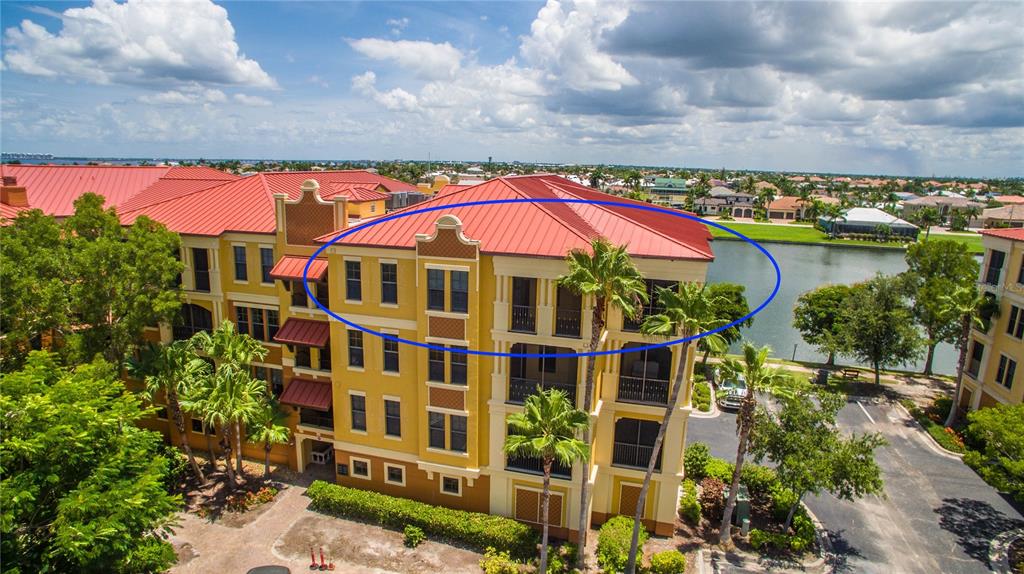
[[625, 283, 726, 573], [963, 404, 1024, 502], [912, 207, 942, 240], [902, 240, 980, 376], [129, 340, 212, 482], [939, 286, 988, 427], [247, 399, 291, 477], [0, 209, 71, 369], [698, 283, 752, 374], [504, 389, 589, 574], [0, 352, 180, 573], [717, 343, 792, 545], [792, 285, 852, 366], [64, 193, 183, 363], [750, 390, 886, 529], [840, 275, 922, 385], [558, 237, 648, 565]]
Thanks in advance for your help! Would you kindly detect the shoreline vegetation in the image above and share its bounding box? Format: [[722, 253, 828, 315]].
[[706, 221, 984, 254]]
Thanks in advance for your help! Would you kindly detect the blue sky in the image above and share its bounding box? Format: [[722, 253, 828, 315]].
[[2, 1, 1022, 177]]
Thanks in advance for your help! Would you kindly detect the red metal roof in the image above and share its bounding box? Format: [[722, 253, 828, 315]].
[[318, 175, 713, 261], [261, 171, 417, 196], [980, 228, 1024, 241], [279, 378, 332, 411], [270, 256, 328, 281], [325, 182, 390, 203], [273, 317, 330, 347]]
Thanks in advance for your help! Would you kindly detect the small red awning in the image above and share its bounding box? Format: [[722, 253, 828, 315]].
[[279, 378, 332, 411], [270, 256, 328, 281], [273, 318, 330, 347]]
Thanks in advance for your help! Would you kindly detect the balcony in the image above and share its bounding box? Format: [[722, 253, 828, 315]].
[[511, 305, 537, 333], [612, 442, 661, 471], [508, 378, 577, 406], [555, 308, 582, 338], [617, 375, 670, 406], [299, 408, 334, 430], [506, 453, 571, 479]]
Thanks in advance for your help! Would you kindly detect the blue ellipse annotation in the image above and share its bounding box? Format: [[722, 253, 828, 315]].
[[303, 198, 781, 359]]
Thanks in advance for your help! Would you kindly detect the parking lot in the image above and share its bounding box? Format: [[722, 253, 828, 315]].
[[688, 396, 1024, 573]]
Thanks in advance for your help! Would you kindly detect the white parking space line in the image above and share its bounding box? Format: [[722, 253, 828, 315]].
[[857, 401, 877, 424]]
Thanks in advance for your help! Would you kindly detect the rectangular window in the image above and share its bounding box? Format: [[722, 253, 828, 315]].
[[995, 355, 1017, 389], [348, 330, 364, 367], [270, 368, 283, 397], [429, 349, 446, 382], [350, 394, 367, 431], [1019, 255, 1024, 284], [260, 247, 274, 283], [451, 347, 467, 385], [236, 306, 249, 336], [428, 412, 446, 449], [267, 310, 279, 340], [318, 343, 331, 371], [967, 341, 985, 377], [441, 476, 461, 495], [381, 263, 398, 304], [295, 346, 311, 369], [1007, 305, 1023, 339], [233, 245, 248, 281], [191, 418, 216, 435], [383, 339, 399, 373], [345, 260, 362, 301], [351, 458, 370, 478], [291, 281, 308, 308], [316, 281, 329, 307], [192, 247, 210, 292], [156, 406, 169, 420], [384, 399, 401, 437], [450, 415, 467, 453], [450, 270, 469, 313], [251, 308, 265, 342], [985, 250, 1006, 285], [386, 465, 405, 485], [427, 269, 445, 310], [541, 345, 557, 373]]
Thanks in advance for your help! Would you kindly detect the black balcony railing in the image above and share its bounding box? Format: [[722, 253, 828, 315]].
[[555, 308, 582, 338], [617, 375, 670, 405], [172, 325, 209, 341], [506, 453, 571, 479], [299, 409, 334, 430], [511, 305, 536, 333], [612, 441, 661, 471], [508, 377, 577, 406]]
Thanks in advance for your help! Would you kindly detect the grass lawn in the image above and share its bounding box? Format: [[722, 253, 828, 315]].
[[708, 221, 984, 254]]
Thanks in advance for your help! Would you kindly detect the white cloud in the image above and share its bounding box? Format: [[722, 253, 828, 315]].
[[386, 17, 409, 36], [2, 0, 276, 89], [348, 38, 462, 81], [138, 85, 227, 105], [350, 71, 419, 112], [233, 94, 272, 107]]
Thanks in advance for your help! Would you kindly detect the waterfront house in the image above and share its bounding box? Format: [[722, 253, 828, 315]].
[[818, 207, 919, 239]]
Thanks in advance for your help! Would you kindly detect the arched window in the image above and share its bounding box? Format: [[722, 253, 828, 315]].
[[174, 303, 212, 340]]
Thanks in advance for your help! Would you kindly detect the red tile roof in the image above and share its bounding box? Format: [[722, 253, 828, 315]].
[[767, 196, 806, 211], [278, 378, 332, 411], [325, 182, 390, 202], [270, 256, 328, 281], [319, 175, 713, 261], [273, 318, 330, 347], [980, 228, 1024, 241], [995, 195, 1024, 205]]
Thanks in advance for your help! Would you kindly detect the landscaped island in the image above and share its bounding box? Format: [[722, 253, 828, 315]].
[[707, 221, 984, 254]]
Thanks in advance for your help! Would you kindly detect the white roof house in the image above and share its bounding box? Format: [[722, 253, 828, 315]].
[[841, 207, 917, 228]]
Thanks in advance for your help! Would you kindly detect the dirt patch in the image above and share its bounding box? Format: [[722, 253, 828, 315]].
[[276, 515, 483, 574], [173, 542, 198, 567]]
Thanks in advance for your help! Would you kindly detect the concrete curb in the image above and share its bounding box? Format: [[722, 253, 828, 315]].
[[893, 402, 965, 460], [701, 502, 827, 573], [689, 397, 721, 419], [989, 528, 1023, 573]]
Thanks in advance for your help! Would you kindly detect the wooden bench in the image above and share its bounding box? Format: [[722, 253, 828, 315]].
[[841, 368, 860, 381]]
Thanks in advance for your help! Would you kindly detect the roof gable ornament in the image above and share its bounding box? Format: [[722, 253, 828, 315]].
[[275, 178, 349, 246], [416, 214, 480, 259]]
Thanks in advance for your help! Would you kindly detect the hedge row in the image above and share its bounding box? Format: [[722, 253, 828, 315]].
[[306, 480, 539, 558]]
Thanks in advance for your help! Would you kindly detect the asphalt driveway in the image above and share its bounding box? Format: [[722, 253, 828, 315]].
[[687, 396, 1024, 573]]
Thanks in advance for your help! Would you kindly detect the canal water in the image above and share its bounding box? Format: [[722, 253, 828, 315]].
[[706, 239, 958, 376]]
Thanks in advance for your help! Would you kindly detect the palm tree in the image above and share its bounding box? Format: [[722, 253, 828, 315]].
[[207, 365, 266, 486], [821, 204, 845, 238], [941, 286, 988, 427], [717, 343, 792, 545], [504, 389, 589, 574], [915, 207, 941, 240], [128, 340, 211, 483], [557, 237, 648, 566], [247, 399, 291, 477], [624, 283, 726, 574], [193, 320, 268, 477]]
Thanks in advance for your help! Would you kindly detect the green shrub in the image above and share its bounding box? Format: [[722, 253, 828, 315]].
[[790, 514, 815, 552], [683, 442, 711, 481], [120, 538, 177, 574], [597, 516, 646, 573], [647, 550, 687, 574], [740, 464, 777, 500], [678, 479, 701, 525], [479, 547, 519, 574], [705, 458, 735, 483], [307, 481, 538, 559], [693, 382, 712, 412], [403, 525, 425, 548], [768, 484, 799, 522], [544, 543, 576, 574], [699, 477, 725, 522]]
